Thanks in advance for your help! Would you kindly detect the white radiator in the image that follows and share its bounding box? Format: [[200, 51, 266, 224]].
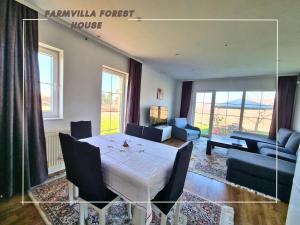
[[45, 131, 68, 174]]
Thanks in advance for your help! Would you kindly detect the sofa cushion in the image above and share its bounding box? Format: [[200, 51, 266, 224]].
[[174, 118, 187, 128], [226, 149, 295, 185], [285, 132, 300, 154], [259, 148, 297, 163], [277, 128, 293, 146], [257, 142, 276, 150], [257, 142, 292, 154], [230, 131, 276, 145]]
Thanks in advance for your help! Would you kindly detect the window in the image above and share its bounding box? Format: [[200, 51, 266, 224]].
[[194, 92, 213, 136], [100, 66, 127, 135], [193, 90, 275, 137], [242, 91, 275, 135], [213, 91, 243, 135], [38, 43, 63, 119]]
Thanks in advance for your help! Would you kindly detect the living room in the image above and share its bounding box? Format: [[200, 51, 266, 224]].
[[1, 0, 300, 225]]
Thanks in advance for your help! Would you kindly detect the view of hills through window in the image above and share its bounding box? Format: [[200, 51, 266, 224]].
[[194, 91, 275, 136]]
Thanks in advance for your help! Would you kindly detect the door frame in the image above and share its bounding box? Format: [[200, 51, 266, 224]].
[[100, 65, 128, 134]]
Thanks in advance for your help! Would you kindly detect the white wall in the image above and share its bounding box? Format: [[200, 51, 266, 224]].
[[292, 76, 300, 132], [39, 18, 176, 134], [174, 76, 276, 118], [39, 19, 128, 135], [140, 64, 176, 126]]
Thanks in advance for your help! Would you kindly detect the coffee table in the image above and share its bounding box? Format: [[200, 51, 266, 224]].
[[206, 136, 248, 155]]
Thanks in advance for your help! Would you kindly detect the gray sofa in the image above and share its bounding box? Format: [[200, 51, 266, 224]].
[[230, 128, 300, 163], [230, 130, 277, 152], [170, 118, 201, 141], [257, 131, 300, 163], [226, 128, 300, 202], [226, 149, 295, 202]]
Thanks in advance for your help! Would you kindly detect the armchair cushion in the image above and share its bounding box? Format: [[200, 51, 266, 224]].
[[186, 124, 200, 131], [277, 128, 293, 146], [185, 129, 200, 136], [174, 118, 188, 128]]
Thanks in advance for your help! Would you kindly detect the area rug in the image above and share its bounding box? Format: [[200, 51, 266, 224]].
[[188, 138, 228, 181], [29, 176, 234, 225]]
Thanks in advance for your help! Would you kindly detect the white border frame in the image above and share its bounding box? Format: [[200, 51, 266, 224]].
[[22, 18, 279, 205]]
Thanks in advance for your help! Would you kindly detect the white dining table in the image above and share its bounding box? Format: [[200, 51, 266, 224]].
[[80, 133, 178, 225]]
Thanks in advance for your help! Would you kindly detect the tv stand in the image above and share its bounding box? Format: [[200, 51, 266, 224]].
[[154, 125, 172, 142]]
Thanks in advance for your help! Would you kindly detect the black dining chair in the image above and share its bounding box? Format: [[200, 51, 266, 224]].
[[59, 133, 79, 205], [70, 121, 92, 139], [125, 123, 144, 137], [141, 126, 163, 142], [152, 141, 193, 225], [73, 139, 127, 225]]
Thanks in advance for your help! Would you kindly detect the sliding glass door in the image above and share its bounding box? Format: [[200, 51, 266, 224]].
[[213, 91, 243, 136], [194, 92, 213, 136], [100, 67, 127, 135], [242, 91, 275, 135], [193, 90, 275, 137]]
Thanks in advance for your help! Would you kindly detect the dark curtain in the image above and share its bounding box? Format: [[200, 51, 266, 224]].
[[126, 58, 142, 125], [269, 76, 298, 139], [0, 0, 48, 198], [180, 81, 193, 118]]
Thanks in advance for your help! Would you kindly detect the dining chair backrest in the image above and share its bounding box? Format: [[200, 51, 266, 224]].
[[164, 141, 193, 201], [59, 133, 79, 186], [141, 126, 163, 142], [70, 121, 92, 139], [72, 139, 109, 201], [125, 123, 144, 137]]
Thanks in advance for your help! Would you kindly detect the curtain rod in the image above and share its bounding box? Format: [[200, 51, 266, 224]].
[[15, 0, 143, 64]]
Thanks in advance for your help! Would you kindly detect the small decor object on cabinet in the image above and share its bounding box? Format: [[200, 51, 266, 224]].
[[157, 88, 164, 99]]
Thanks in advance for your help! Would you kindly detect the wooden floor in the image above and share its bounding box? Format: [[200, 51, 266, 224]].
[[0, 138, 288, 225], [0, 195, 44, 225], [185, 173, 288, 225], [165, 138, 288, 225]]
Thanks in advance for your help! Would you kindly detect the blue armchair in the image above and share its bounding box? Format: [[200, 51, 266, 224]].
[[170, 118, 201, 141]]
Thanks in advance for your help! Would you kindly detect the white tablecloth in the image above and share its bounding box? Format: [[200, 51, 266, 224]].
[[80, 133, 178, 224]]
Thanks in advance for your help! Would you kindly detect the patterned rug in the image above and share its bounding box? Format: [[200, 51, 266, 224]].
[[29, 176, 234, 225], [188, 138, 229, 182]]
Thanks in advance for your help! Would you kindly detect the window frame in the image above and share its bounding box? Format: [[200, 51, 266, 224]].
[[213, 91, 244, 136], [38, 42, 64, 120], [193, 91, 214, 137], [100, 65, 128, 135], [192, 90, 276, 137], [241, 91, 275, 134]]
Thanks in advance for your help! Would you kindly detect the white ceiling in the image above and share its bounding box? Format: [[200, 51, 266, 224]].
[[27, 0, 300, 80]]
